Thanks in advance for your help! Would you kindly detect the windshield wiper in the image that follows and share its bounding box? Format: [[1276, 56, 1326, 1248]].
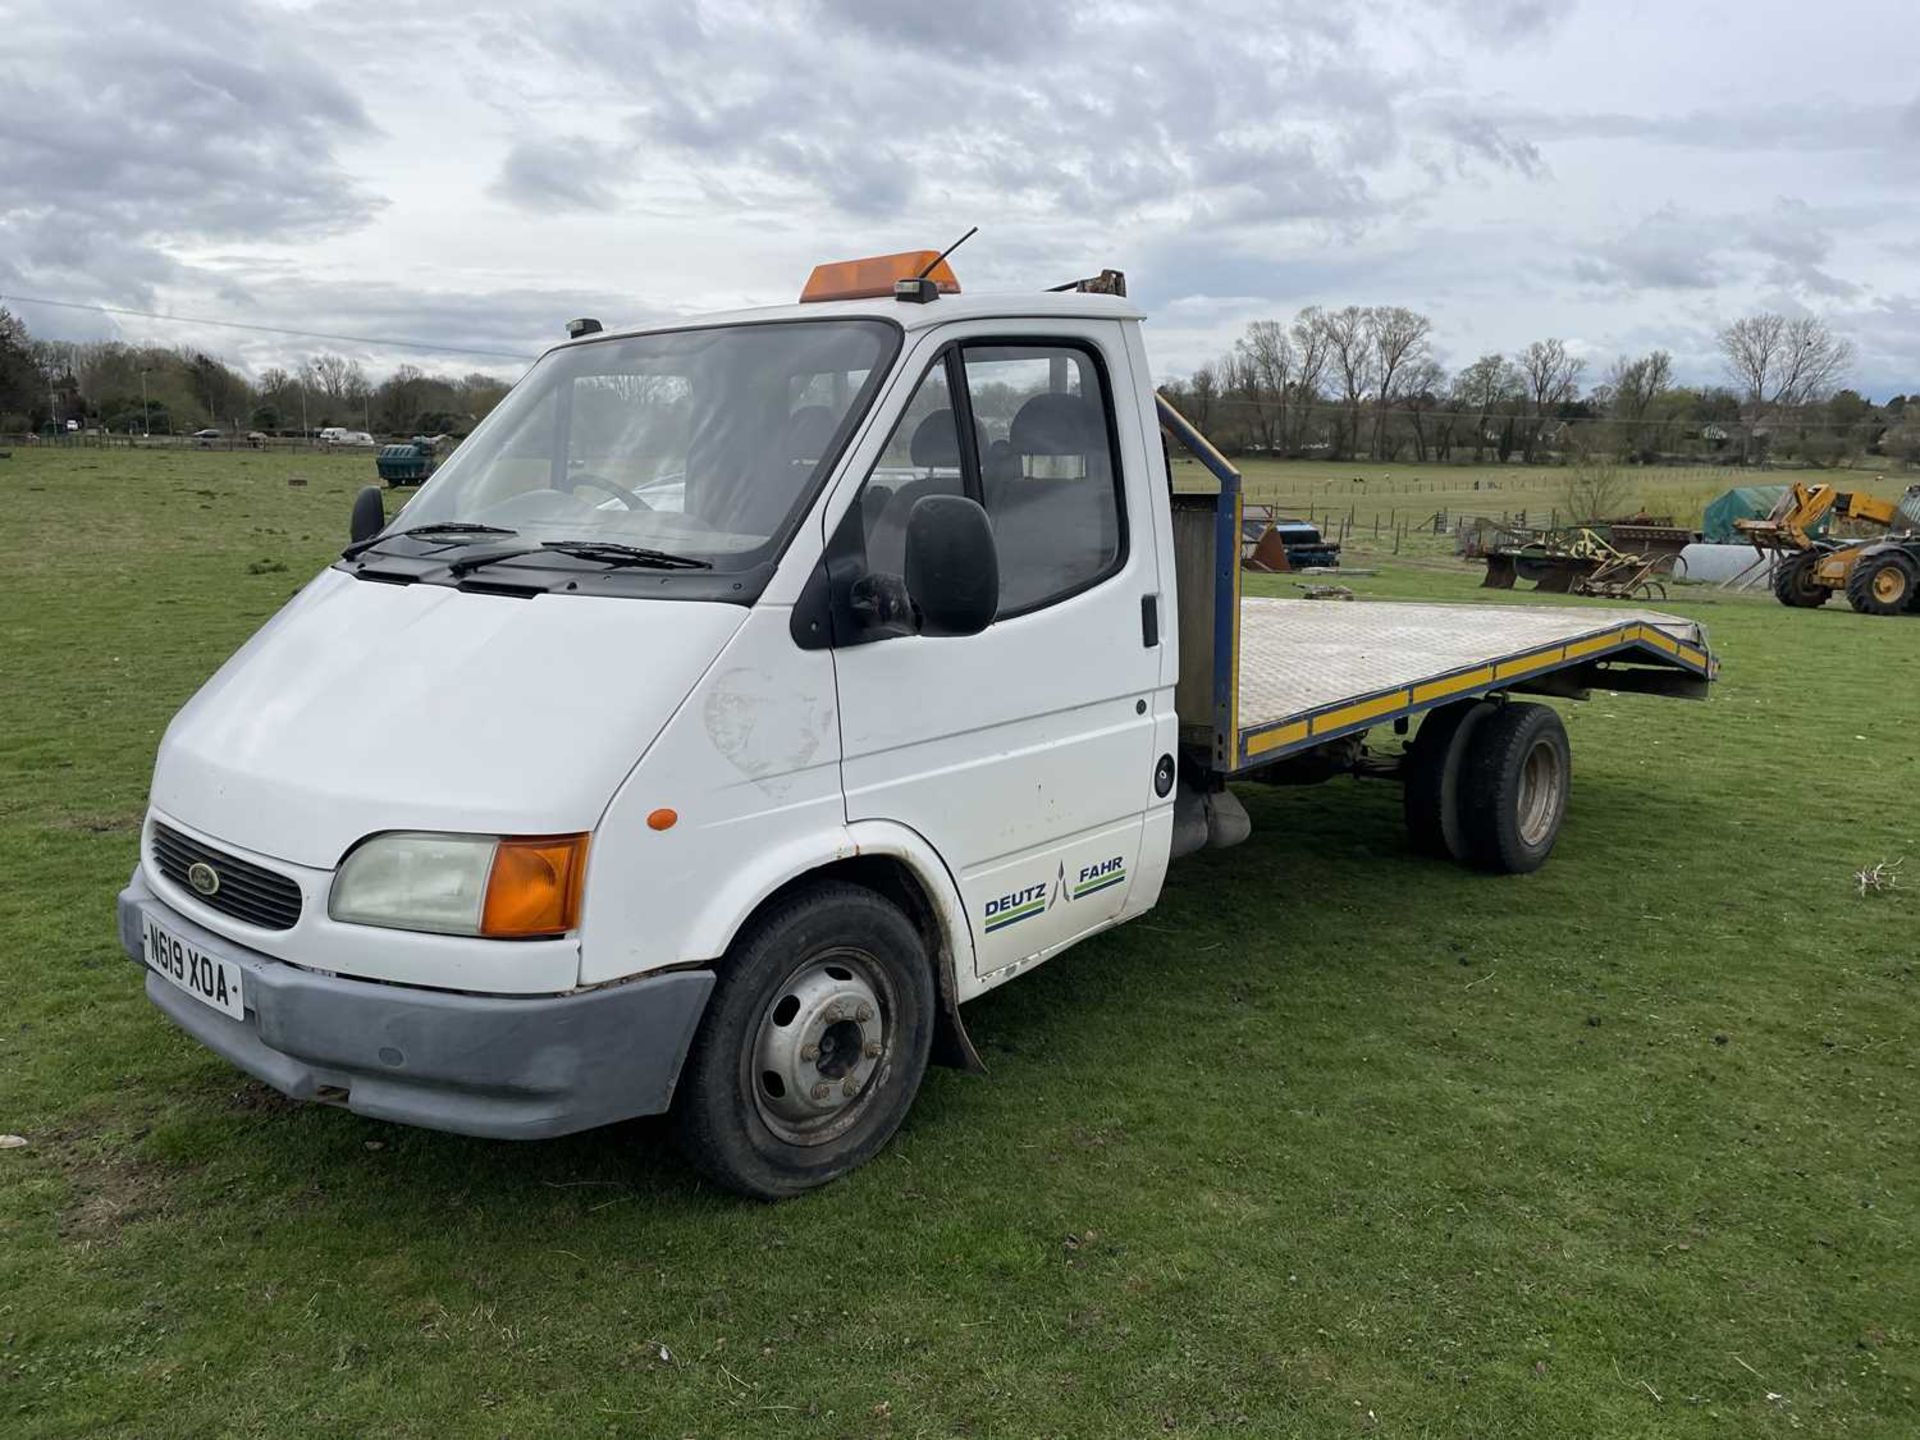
[[542, 540, 712, 570], [343, 521, 517, 559], [447, 539, 712, 577]]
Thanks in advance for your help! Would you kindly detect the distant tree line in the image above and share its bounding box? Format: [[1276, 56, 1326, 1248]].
[[0, 307, 511, 439], [1160, 305, 1918, 469]]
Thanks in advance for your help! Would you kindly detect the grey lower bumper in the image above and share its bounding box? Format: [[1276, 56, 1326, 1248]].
[[117, 871, 714, 1140]]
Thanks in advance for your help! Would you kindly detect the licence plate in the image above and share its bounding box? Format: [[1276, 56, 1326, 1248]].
[[142, 916, 245, 1021]]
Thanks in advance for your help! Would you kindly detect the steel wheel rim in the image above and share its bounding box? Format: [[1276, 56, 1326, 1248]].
[[748, 948, 893, 1147], [1516, 739, 1564, 848], [1873, 566, 1906, 604]]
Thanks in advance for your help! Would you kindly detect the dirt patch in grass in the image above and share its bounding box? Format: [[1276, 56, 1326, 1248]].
[[221, 1079, 305, 1117], [48, 1135, 174, 1247]]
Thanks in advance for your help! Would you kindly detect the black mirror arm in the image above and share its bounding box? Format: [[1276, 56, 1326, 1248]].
[[848, 572, 920, 634]]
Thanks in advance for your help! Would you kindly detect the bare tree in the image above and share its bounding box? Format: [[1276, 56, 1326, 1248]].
[[1234, 319, 1292, 452], [1718, 313, 1853, 460], [1365, 305, 1432, 459], [1452, 353, 1520, 462], [302, 353, 371, 418], [1318, 306, 1372, 459], [1286, 307, 1330, 453], [1561, 461, 1633, 523], [1604, 350, 1673, 462], [377, 363, 433, 432], [1519, 339, 1585, 462], [1398, 357, 1447, 462], [1187, 362, 1219, 433]]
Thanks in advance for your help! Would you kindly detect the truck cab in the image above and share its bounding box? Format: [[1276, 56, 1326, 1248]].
[[119, 253, 1714, 1197]]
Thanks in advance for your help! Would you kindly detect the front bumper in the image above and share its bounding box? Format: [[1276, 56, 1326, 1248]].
[[117, 870, 714, 1140]]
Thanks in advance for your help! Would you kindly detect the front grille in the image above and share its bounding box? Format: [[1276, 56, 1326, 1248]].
[[151, 823, 303, 931]]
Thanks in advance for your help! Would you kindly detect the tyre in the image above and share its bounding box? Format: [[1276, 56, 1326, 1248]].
[[671, 882, 934, 1199], [1403, 699, 1496, 861], [1772, 552, 1830, 608], [1845, 551, 1917, 617], [1459, 702, 1571, 874]]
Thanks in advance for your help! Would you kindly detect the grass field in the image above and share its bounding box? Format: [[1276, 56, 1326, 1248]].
[[2, 448, 1916, 1438], [1170, 455, 1915, 548]]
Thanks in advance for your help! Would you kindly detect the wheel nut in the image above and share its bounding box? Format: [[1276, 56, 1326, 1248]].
[[842, 1078, 860, 1097], [856, 1003, 874, 1022], [800, 1043, 819, 1061], [864, 1040, 883, 1058], [811, 1082, 831, 1101]]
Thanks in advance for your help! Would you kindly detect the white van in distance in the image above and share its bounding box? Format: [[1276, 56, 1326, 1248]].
[[118, 253, 1714, 1197]]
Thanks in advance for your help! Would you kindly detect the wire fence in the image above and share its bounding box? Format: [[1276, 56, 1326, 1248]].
[[0, 431, 397, 455]]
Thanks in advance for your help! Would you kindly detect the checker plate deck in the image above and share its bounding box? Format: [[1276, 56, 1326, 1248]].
[[1232, 598, 1712, 767]]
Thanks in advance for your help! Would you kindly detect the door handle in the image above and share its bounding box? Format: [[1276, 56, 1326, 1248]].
[[1140, 594, 1160, 648]]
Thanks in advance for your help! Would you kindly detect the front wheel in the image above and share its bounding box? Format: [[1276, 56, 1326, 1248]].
[[1845, 552, 1916, 617], [671, 882, 934, 1199], [1772, 552, 1830, 608]]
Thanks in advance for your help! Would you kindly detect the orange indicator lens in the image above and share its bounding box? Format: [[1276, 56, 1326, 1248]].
[[481, 835, 588, 937]]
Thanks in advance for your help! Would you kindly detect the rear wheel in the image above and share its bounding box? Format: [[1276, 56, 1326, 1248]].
[[1459, 702, 1571, 874], [1772, 551, 1830, 608], [672, 882, 934, 1200], [1403, 699, 1496, 861], [1845, 551, 1917, 617]]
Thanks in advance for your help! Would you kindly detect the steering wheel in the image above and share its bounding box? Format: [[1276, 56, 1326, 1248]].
[[565, 472, 650, 510]]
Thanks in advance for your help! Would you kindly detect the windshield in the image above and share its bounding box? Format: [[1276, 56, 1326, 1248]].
[[395, 319, 898, 571]]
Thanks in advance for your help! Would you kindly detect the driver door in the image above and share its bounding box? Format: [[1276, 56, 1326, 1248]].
[[829, 323, 1166, 980]]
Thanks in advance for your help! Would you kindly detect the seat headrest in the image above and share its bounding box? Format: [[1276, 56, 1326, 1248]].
[[909, 409, 961, 469], [784, 405, 837, 464], [1010, 392, 1101, 457]]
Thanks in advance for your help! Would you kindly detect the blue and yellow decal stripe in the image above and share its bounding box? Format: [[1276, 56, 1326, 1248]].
[[984, 898, 1047, 934], [1073, 869, 1127, 900]]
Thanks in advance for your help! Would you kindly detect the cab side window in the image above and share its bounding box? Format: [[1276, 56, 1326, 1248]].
[[962, 346, 1123, 615], [859, 365, 966, 578]]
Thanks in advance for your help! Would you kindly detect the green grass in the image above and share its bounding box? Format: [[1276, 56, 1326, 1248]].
[[2, 449, 1916, 1437]]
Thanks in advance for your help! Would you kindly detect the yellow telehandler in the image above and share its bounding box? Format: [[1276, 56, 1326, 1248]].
[[1736, 482, 1920, 616]]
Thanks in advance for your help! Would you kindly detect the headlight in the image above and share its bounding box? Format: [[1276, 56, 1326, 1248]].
[[330, 832, 587, 938]]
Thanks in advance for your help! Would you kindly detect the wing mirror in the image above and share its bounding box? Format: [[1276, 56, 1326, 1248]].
[[904, 494, 998, 636], [349, 485, 386, 545]]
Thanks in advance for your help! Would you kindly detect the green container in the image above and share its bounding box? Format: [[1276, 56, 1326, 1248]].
[[375, 438, 436, 486]]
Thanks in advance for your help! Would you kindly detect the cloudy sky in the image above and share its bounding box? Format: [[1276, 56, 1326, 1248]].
[[3, 0, 1917, 396]]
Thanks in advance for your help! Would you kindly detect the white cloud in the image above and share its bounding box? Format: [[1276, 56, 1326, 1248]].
[[3, 0, 1918, 397]]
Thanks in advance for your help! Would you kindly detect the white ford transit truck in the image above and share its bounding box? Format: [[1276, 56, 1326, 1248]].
[[118, 253, 1715, 1197]]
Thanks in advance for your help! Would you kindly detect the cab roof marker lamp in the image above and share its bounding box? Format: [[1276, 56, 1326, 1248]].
[[800, 249, 961, 304], [330, 832, 587, 939]]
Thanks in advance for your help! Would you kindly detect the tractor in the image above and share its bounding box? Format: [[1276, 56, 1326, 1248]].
[[1736, 482, 1920, 616]]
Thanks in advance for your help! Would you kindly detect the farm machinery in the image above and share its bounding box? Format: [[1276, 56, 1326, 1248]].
[[1736, 482, 1920, 616], [1476, 518, 1691, 601]]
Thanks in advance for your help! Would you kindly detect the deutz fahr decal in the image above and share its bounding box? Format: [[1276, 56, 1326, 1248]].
[[983, 855, 1127, 934]]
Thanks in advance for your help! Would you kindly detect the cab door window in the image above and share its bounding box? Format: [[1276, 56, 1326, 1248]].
[[961, 345, 1124, 615], [856, 364, 966, 577]]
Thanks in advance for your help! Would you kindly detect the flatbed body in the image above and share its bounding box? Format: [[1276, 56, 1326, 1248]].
[[1157, 397, 1715, 777], [1229, 598, 1712, 768]]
